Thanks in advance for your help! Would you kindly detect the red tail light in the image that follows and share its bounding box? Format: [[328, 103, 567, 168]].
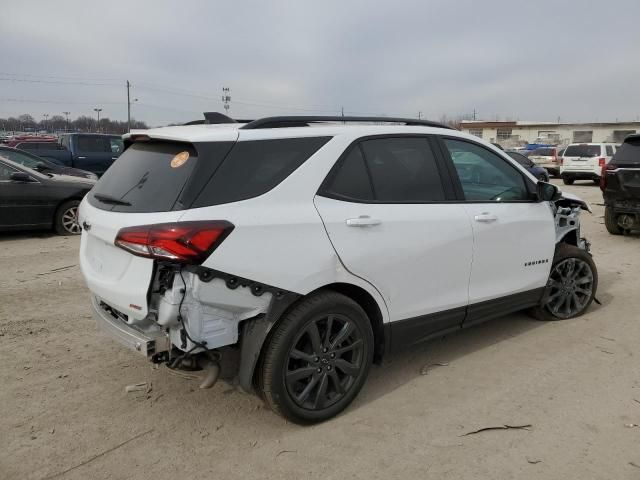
[[599, 164, 607, 191], [559, 156, 563, 165], [114, 221, 234, 264], [552, 150, 558, 163], [598, 157, 606, 167]]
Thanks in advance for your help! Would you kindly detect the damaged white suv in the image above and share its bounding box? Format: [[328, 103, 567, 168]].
[[79, 114, 597, 423]]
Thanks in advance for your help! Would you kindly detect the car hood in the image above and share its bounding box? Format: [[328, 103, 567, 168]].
[[557, 190, 592, 213], [48, 173, 97, 187]]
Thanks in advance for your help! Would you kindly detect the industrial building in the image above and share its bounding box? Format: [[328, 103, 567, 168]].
[[459, 120, 640, 147]]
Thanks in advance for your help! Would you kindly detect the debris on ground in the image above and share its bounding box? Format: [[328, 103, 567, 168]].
[[125, 382, 152, 393], [526, 458, 542, 464], [624, 423, 640, 428], [420, 362, 449, 375], [630, 462, 640, 469], [461, 424, 532, 436], [37, 264, 76, 276], [276, 450, 297, 458], [165, 367, 200, 380]]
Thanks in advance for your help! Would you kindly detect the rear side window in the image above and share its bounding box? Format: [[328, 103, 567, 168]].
[[322, 137, 445, 203], [323, 146, 374, 201], [193, 137, 331, 207], [360, 138, 445, 202], [77, 136, 114, 153], [564, 145, 601, 157], [89, 142, 199, 213]]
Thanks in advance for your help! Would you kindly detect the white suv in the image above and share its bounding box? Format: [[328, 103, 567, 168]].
[[79, 115, 598, 423], [561, 142, 617, 185]]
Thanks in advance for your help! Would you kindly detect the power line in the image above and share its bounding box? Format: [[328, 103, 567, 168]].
[[0, 77, 120, 87]]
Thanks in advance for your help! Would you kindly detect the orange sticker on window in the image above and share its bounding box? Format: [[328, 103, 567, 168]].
[[171, 151, 189, 168]]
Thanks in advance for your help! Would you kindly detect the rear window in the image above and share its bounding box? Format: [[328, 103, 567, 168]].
[[531, 148, 554, 156], [611, 137, 640, 166], [192, 137, 331, 207], [89, 142, 200, 213], [564, 145, 601, 157], [77, 136, 119, 153]]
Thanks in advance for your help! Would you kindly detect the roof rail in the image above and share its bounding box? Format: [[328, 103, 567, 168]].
[[240, 115, 454, 130], [184, 112, 237, 126]]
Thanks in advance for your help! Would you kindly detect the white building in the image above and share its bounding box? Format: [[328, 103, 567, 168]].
[[459, 120, 640, 147]]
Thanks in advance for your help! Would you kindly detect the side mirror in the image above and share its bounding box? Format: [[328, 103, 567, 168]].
[[10, 172, 35, 182], [537, 181, 561, 202]]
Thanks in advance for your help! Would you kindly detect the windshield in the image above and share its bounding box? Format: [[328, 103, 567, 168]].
[[564, 145, 601, 157], [77, 135, 123, 154]]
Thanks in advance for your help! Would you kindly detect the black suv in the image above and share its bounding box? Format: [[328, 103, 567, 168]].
[[601, 134, 640, 234]]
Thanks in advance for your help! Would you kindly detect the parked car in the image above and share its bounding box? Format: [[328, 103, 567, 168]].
[[0, 146, 97, 180], [4, 135, 57, 147], [560, 143, 617, 185], [528, 147, 560, 176], [0, 157, 95, 235], [79, 115, 597, 423], [505, 150, 550, 181], [13, 141, 73, 166], [601, 134, 640, 234], [58, 133, 124, 176]]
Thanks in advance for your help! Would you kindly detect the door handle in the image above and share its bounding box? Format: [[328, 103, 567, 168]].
[[346, 216, 382, 227], [77, 156, 86, 160], [474, 212, 498, 223]]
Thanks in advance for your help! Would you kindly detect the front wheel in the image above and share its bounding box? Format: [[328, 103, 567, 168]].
[[604, 207, 622, 235], [54, 200, 81, 235], [530, 244, 598, 321], [562, 177, 575, 185], [258, 291, 374, 424]]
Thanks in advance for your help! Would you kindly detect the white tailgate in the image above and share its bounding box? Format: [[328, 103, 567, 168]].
[[78, 199, 185, 321]]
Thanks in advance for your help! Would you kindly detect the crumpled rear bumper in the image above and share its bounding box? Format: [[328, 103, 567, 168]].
[[91, 296, 170, 358]]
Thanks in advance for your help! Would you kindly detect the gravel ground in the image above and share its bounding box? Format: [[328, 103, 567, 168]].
[[1, 180, 639, 480]]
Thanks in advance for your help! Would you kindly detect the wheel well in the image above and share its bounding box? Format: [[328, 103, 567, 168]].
[[558, 229, 578, 246], [315, 283, 386, 363]]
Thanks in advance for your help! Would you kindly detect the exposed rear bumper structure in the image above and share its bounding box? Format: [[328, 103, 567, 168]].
[[91, 296, 170, 358]]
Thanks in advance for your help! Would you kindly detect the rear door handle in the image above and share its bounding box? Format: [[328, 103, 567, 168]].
[[346, 216, 382, 227], [474, 212, 498, 223], [77, 156, 86, 160]]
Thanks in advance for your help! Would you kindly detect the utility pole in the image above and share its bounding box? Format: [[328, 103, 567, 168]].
[[127, 80, 131, 132], [93, 108, 102, 132], [63, 111, 70, 132], [473, 108, 477, 121], [418, 111, 422, 119], [221, 87, 231, 114], [43, 114, 49, 133]]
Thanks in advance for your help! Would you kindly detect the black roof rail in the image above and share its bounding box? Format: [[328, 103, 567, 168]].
[[240, 115, 454, 130], [183, 112, 237, 126]]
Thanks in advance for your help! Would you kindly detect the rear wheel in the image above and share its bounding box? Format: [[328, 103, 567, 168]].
[[562, 177, 574, 185], [54, 200, 81, 235], [593, 179, 600, 185], [530, 244, 597, 321], [604, 206, 622, 235], [258, 291, 374, 424]]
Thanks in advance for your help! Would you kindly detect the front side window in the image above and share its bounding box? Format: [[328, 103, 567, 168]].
[[0, 149, 40, 169], [443, 138, 531, 202]]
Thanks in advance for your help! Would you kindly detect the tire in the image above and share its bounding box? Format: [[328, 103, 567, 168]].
[[54, 200, 82, 235], [538, 174, 549, 182], [562, 177, 574, 185], [530, 243, 598, 321], [258, 291, 374, 424], [604, 206, 622, 235], [593, 179, 600, 186]]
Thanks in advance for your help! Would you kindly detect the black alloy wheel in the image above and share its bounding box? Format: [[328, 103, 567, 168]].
[[258, 291, 373, 424]]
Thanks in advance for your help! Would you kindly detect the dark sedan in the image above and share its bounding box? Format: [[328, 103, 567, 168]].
[[0, 157, 95, 235], [0, 146, 98, 180], [506, 150, 550, 182]]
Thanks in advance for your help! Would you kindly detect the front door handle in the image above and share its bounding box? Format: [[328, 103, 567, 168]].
[[77, 156, 86, 160], [346, 216, 382, 227], [474, 212, 498, 223]]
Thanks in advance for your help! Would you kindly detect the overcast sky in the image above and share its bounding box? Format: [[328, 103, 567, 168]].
[[2, 0, 639, 126]]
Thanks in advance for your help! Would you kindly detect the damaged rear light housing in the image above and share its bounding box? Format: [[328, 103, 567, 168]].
[[114, 221, 234, 264]]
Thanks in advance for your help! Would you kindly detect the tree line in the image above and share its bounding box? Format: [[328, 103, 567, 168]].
[[0, 114, 148, 135]]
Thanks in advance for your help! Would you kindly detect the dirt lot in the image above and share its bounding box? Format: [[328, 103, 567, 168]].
[[1, 180, 639, 480]]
